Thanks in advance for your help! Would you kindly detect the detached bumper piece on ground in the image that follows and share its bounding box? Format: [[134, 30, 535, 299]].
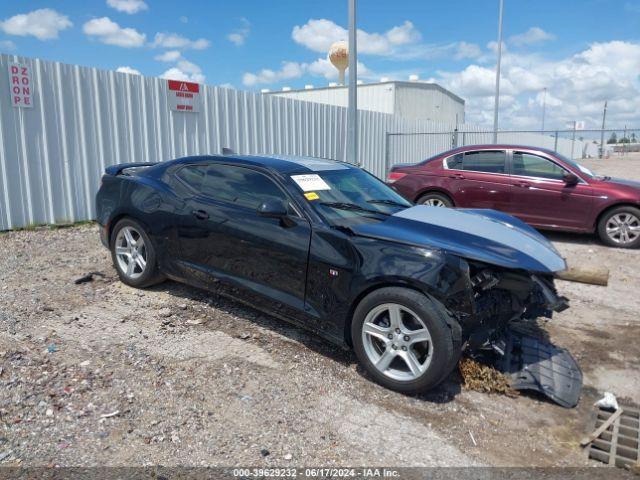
[[587, 405, 640, 469], [491, 327, 583, 408]]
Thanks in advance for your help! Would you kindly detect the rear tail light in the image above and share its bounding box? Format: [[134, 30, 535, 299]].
[[387, 171, 407, 183]]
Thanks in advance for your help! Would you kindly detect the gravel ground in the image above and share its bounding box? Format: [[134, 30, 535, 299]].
[[0, 155, 639, 468]]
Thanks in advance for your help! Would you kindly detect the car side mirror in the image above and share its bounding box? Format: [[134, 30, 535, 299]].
[[563, 172, 579, 185], [257, 199, 288, 218]]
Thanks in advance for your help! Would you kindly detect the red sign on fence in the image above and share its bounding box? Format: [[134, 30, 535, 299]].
[[167, 80, 200, 112], [8, 63, 33, 108]]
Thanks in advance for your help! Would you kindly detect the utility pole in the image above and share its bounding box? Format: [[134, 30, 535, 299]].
[[599, 101, 607, 159], [492, 0, 505, 144], [347, 0, 358, 165], [541, 87, 547, 132], [570, 121, 577, 159]]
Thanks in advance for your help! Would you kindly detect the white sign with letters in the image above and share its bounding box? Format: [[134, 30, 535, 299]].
[[8, 63, 33, 108], [291, 174, 331, 191]]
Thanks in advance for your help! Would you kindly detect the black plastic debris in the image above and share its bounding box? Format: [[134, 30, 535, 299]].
[[497, 328, 583, 408], [74, 271, 106, 285]]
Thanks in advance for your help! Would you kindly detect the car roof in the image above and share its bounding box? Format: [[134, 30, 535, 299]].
[[167, 153, 354, 175], [417, 144, 561, 165], [441, 144, 559, 156]]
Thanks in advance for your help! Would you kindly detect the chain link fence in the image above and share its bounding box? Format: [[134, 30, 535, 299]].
[[386, 128, 640, 169]]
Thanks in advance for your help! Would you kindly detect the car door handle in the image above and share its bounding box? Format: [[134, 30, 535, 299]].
[[449, 173, 465, 179], [191, 209, 209, 220], [514, 181, 531, 188]]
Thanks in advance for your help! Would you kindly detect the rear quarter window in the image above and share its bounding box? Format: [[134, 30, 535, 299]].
[[175, 165, 207, 190], [445, 153, 464, 170]]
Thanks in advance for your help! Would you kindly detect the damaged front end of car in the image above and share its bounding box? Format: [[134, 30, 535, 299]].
[[441, 256, 581, 408], [447, 259, 569, 350], [351, 205, 583, 406]]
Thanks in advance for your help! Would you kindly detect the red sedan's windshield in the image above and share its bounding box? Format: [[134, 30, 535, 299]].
[[554, 153, 597, 179]]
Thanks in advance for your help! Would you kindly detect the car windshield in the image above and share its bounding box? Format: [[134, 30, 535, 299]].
[[290, 168, 412, 225], [554, 153, 597, 179]]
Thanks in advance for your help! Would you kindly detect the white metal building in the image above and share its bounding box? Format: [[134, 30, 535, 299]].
[[266, 80, 465, 125]]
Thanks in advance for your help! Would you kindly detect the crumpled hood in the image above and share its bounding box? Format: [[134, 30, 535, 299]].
[[350, 206, 567, 273]]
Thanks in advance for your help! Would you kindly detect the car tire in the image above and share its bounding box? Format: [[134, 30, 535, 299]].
[[351, 287, 460, 394], [416, 192, 453, 208], [597, 206, 640, 249], [110, 218, 165, 288]]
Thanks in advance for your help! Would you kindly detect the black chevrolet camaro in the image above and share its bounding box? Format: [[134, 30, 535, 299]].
[[96, 154, 569, 394]]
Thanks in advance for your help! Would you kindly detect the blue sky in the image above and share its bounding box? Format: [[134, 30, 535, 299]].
[[1, 0, 640, 129]]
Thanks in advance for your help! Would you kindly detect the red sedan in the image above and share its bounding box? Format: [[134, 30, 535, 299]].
[[387, 145, 640, 248]]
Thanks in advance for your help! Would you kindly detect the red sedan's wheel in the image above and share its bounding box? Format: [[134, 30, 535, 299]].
[[417, 193, 453, 208], [598, 206, 640, 248]]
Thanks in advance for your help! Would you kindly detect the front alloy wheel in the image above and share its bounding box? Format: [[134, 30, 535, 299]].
[[352, 287, 460, 393], [605, 213, 640, 246], [361, 303, 433, 381]]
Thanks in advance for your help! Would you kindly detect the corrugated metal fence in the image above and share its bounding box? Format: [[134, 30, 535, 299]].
[[0, 53, 459, 231], [1, 54, 605, 231]]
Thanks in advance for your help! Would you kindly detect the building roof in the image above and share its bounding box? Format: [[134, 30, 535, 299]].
[[265, 80, 465, 105]]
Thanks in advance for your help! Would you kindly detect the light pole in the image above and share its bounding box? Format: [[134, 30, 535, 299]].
[[492, 0, 505, 143], [541, 87, 547, 132], [599, 101, 607, 159], [347, 0, 358, 165]]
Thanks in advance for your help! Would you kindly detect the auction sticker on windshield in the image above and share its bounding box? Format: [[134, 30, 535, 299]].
[[304, 192, 320, 201], [291, 174, 331, 191]]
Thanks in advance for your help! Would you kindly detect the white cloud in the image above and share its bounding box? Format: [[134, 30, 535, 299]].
[[116, 66, 141, 75], [509, 27, 556, 47], [242, 58, 371, 86], [306, 58, 338, 79], [292, 19, 479, 63], [155, 50, 182, 62], [0, 40, 17, 51], [161, 67, 204, 83], [292, 18, 421, 56], [454, 42, 483, 60], [107, 0, 148, 14], [435, 40, 640, 129], [397, 41, 483, 61], [227, 18, 250, 46], [160, 59, 205, 83], [306, 57, 371, 80], [243, 61, 305, 87], [83, 17, 146, 48], [151, 32, 210, 50], [0, 8, 72, 40]]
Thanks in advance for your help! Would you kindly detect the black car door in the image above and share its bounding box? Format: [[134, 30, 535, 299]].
[[173, 162, 312, 316]]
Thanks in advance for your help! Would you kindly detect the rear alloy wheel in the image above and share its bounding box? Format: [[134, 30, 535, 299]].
[[115, 226, 148, 280], [597, 206, 640, 248], [110, 218, 165, 287], [417, 193, 453, 208], [352, 287, 459, 393]]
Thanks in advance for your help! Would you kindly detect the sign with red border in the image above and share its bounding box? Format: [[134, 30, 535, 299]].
[[167, 80, 200, 112]]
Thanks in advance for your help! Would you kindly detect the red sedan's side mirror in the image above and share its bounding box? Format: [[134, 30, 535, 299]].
[[563, 172, 579, 185]]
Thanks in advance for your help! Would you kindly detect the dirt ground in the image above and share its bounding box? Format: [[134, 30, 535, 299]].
[[0, 155, 639, 469]]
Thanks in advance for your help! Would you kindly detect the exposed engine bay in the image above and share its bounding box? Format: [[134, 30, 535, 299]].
[[445, 259, 581, 408]]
